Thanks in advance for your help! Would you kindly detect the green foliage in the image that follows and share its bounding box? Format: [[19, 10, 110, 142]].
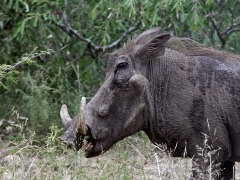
[[0, 0, 240, 141], [44, 125, 64, 147], [0, 48, 53, 88]]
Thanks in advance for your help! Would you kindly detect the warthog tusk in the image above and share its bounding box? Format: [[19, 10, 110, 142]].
[[77, 97, 87, 135], [60, 104, 72, 126]]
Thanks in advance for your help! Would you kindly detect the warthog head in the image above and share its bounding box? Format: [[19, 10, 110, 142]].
[[60, 28, 170, 158]]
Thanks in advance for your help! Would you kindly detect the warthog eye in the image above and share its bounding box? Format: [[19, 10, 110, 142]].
[[117, 62, 128, 68], [114, 56, 132, 88], [115, 62, 128, 73]]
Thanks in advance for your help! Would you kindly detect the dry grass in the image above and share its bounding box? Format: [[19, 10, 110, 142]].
[[0, 132, 192, 180], [1, 132, 240, 180]]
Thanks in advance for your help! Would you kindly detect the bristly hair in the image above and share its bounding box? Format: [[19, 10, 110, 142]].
[[102, 53, 111, 68], [167, 38, 240, 61]]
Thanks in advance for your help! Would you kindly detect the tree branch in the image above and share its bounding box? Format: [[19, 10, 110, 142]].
[[209, 17, 226, 47], [209, 2, 240, 48], [54, 10, 142, 57]]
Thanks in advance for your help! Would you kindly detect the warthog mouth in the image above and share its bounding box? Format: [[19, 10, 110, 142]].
[[61, 97, 105, 157], [74, 127, 103, 157], [61, 126, 97, 155]]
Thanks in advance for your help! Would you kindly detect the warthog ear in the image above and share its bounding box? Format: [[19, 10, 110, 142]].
[[135, 27, 162, 45], [134, 33, 170, 66], [144, 33, 170, 58]]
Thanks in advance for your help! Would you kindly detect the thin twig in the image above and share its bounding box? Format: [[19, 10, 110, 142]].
[[54, 10, 141, 55], [0, 48, 54, 85], [0, 47, 38, 83]]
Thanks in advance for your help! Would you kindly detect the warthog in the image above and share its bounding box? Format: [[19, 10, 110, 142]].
[[60, 28, 240, 179]]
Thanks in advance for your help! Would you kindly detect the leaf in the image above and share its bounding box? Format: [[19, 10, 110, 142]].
[[171, 1, 179, 11], [206, 0, 212, 6], [28, 30, 38, 45], [198, 14, 205, 27], [91, 7, 97, 20], [43, 14, 48, 21], [229, 0, 236, 9], [20, 19, 27, 37], [24, 2, 29, 12], [107, 12, 112, 19], [179, 2, 185, 13], [106, 33, 111, 43], [7, 0, 13, 9], [13, 20, 26, 38], [13, 0, 19, 12], [33, 16, 38, 27]]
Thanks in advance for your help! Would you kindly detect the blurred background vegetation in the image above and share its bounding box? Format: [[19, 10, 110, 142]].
[[0, 0, 240, 143]]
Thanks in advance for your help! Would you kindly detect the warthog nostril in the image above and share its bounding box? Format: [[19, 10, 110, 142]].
[[98, 107, 109, 117]]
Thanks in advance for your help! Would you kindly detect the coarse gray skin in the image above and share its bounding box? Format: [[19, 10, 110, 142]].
[[61, 28, 240, 179]]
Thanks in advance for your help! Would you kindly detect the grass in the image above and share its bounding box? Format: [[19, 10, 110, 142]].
[[0, 132, 192, 180]]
